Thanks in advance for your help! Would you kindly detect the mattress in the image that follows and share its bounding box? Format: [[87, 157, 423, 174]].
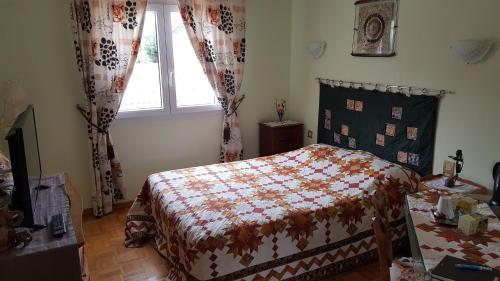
[[125, 144, 419, 281]]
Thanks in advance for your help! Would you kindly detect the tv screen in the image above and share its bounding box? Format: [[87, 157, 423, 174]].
[[5, 105, 43, 227]]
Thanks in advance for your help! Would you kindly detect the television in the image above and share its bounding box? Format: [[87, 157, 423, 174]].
[[5, 105, 45, 228]]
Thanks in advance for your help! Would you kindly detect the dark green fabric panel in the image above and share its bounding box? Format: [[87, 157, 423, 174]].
[[317, 83, 438, 176]]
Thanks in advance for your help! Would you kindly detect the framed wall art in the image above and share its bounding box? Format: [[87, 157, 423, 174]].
[[351, 0, 399, 57]]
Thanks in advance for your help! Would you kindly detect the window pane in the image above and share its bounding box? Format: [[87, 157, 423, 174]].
[[170, 11, 218, 108], [120, 11, 162, 112]]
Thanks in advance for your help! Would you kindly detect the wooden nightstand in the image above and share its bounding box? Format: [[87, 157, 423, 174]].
[[259, 120, 303, 156]]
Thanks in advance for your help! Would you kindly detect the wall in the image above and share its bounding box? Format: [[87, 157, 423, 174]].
[[289, 0, 500, 188], [111, 0, 292, 201], [5, 0, 496, 208], [0, 1, 93, 206], [0, 0, 292, 208]]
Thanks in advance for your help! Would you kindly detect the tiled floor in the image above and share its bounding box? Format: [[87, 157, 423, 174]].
[[83, 207, 381, 281]]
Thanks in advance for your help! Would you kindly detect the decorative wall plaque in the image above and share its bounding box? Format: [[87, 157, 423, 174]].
[[352, 0, 399, 57]]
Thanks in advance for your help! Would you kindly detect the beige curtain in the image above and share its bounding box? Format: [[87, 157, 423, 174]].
[[70, 0, 147, 216], [178, 0, 246, 162]]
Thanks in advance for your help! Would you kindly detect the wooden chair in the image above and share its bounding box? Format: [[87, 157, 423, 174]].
[[372, 190, 416, 281]]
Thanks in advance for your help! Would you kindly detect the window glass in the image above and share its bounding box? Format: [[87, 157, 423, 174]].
[[119, 6, 220, 117], [170, 11, 217, 108], [120, 11, 162, 112]]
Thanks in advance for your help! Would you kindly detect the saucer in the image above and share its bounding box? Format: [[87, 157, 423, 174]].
[[431, 209, 459, 226]]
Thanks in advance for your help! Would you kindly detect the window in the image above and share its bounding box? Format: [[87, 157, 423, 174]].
[[119, 3, 220, 118]]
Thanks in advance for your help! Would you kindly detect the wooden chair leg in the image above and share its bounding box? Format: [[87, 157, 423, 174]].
[[372, 190, 393, 281]]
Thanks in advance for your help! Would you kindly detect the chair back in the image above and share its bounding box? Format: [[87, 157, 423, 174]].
[[372, 190, 393, 281]]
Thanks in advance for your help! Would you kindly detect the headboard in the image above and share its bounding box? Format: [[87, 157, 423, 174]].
[[317, 82, 439, 176]]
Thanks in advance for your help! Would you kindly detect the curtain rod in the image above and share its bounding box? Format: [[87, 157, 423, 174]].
[[316, 77, 454, 97]]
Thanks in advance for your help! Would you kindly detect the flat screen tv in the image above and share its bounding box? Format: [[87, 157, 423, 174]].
[[5, 105, 45, 228]]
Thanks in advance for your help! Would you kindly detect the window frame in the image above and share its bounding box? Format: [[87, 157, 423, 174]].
[[117, 1, 221, 120]]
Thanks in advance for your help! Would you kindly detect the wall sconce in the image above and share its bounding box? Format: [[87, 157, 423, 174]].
[[308, 42, 327, 59], [449, 39, 494, 64]]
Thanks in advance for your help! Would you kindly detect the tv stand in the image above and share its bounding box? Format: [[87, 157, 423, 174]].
[[0, 173, 87, 281]]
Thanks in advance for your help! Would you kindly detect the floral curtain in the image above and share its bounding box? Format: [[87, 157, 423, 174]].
[[178, 0, 246, 162], [70, 0, 146, 216]]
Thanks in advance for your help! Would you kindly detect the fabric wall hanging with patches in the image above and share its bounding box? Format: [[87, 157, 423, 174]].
[[317, 83, 439, 176]]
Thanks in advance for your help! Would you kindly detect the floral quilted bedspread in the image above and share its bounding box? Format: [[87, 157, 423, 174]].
[[125, 144, 419, 281]]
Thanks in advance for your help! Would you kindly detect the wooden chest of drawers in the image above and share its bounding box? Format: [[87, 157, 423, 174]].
[[259, 121, 303, 157]]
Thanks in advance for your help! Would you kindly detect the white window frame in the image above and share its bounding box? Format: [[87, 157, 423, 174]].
[[117, 1, 221, 119]]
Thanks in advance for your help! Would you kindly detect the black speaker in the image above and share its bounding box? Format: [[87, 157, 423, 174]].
[[490, 162, 500, 206]]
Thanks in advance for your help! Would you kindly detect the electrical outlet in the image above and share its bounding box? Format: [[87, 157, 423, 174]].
[[307, 130, 313, 138]]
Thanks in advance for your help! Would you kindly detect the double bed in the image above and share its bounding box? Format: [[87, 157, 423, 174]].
[[125, 82, 439, 280], [125, 144, 419, 280]]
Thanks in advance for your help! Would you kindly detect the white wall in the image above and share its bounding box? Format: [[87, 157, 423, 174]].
[[0, 0, 292, 208], [289, 0, 500, 188], [0, 0, 93, 206], [3, 0, 497, 209], [111, 0, 292, 201]]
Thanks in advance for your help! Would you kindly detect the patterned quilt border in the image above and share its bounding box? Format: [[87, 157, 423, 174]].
[[153, 234, 408, 281], [156, 219, 406, 281]]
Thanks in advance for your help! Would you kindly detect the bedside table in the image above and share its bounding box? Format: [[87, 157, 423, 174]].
[[259, 120, 303, 156]]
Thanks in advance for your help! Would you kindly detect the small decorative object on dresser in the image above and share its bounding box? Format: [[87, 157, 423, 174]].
[[352, 0, 399, 57], [259, 120, 303, 156], [0, 208, 31, 252], [445, 149, 464, 187], [0, 151, 13, 209], [274, 98, 286, 122]]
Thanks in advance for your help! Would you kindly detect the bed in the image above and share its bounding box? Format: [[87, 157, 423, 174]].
[[125, 82, 439, 281], [125, 144, 419, 280]]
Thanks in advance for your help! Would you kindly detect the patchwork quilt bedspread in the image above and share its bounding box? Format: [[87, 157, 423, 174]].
[[125, 144, 419, 281]]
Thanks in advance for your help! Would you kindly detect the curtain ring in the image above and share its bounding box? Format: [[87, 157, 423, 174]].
[[406, 87, 412, 97]]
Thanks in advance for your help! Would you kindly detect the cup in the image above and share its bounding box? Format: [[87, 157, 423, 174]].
[[436, 196, 455, 220]]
